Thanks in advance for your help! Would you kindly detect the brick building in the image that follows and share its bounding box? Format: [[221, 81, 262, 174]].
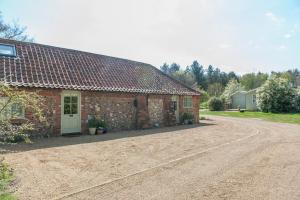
[[0, 38, 200, 135]]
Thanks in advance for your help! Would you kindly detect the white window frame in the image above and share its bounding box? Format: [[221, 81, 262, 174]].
[[183, 96, 193, 108], [0, 43, 17, 57]]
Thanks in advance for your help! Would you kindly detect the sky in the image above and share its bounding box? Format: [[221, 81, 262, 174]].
[[0, 0, 300, 74]]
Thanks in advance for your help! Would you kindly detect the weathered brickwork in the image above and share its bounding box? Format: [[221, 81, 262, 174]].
[[17, 88, 199, 136], [179, 95, 200, 123]]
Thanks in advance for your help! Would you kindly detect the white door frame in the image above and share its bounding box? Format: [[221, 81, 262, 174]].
[[61, 90, 81, 134]]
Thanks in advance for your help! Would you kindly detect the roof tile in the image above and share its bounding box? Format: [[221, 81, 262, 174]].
[[0, 38, 199, 95]]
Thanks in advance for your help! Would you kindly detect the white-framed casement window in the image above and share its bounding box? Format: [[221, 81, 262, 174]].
[[183, 96, 193, 108]]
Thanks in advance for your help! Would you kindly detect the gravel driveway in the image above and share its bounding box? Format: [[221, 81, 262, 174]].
[[2, 116, 300, 200]]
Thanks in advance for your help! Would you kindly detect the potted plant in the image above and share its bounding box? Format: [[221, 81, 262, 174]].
[[88, 116, 97, 135], [182, 112, 194, 125], [96, 119, 108, 134]]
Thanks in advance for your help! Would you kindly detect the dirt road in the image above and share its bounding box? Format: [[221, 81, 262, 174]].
[[2, 116, 300, 200]]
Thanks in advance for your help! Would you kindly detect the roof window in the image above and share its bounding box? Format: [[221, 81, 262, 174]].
[[0, 43, 16, 57]]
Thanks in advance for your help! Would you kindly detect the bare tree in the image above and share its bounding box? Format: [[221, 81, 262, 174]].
[[0, 12, 33, 42]]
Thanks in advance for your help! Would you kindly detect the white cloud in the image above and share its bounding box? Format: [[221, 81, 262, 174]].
[[278, 45, 287, 50], [265, 11, 284, 23]]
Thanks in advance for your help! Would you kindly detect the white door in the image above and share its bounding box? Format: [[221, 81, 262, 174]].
[[61, 91, 81, 134], [172, 95, 180, 123]]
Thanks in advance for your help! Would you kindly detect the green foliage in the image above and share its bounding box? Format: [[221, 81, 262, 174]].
[[97, 119, 107, 128], [0, 84, 45, 143], [181, 112, 194, 123], [160, 61, 240, 92], [189, 61, 206, 89], [0, 159, 15, 200], [240, 72, 268, 90], [222, 79, 241, 104], [272, 69, 300, 88], [199, 89, 210, 102], [88, 116, 107, 128], [295, 88, 300, 112], [200, 102, 208, 109], [207, 83, 224, 97], [88, 116, 98, 128], [208, 97, 224, 111], [257, 77, 297, 113], [171, 70, 196, 87]]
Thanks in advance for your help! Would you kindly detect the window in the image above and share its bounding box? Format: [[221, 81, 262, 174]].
[[64, 96, 78, 114], [11, 103, 25, 118], [183, 96, 193, 108], [0, 98, 24, 119], [252, 94, 256, 104], [0, 44, 16, 57]]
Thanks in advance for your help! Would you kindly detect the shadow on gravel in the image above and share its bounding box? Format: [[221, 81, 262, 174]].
[[0, 122, 216, 154]]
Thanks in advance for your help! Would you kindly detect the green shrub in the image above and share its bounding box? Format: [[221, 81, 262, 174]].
[[295, 89, 300, 112], [88, 116, 98, 128], [181, 112, 194, 124], [208, 97, 224, 111], [0, 84, 45, 143], [257, 77, 297, 113], [0, 159, 15, 199], [200, 102, 208, 109], [97, 120, 107, 128]]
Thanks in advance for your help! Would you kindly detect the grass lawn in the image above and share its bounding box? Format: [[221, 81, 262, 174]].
[[201, 110, 300, 125], [0, 161, 15, 200]]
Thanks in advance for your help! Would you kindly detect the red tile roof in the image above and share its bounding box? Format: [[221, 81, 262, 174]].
[[0, 38, 199, 95]]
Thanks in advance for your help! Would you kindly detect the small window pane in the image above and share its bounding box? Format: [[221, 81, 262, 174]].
[[183, 96, 193, 108], [64, 97, 71, 103], [0, 44, 16, 56], [71, 96, 78, 103], [11, 103, 24, 117], [71, 103, 78, 114], [64, 104, 71, 114]]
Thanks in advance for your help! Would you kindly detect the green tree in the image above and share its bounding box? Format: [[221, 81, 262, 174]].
[[0, 84, 45, 142], [0, 12, 33, 42], [273, 69, 300, 88], [222, 79, 241, 104], [208, 97, 224, 111], [160, 63, 169, 74], [207, 82, 224, 97], [240, 72, 268, 90], [171, 70, 196, 87], [257, 76, 297, 113], [169, 63, 180, 74], [227, 71, 239, 81], [189, 60, 207, 89], [206, 65, 214, 85]]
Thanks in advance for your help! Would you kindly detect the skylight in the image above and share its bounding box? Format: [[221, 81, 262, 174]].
[[0, 44, 16, 57]]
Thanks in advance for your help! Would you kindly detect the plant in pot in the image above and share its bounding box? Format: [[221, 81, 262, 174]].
[[182, 112, 194, 125], [88, 116, 97, 135], [96, 119, 108, 134]]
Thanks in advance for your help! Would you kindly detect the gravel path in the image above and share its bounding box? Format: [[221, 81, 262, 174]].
[[2, 116, 300, 200]]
